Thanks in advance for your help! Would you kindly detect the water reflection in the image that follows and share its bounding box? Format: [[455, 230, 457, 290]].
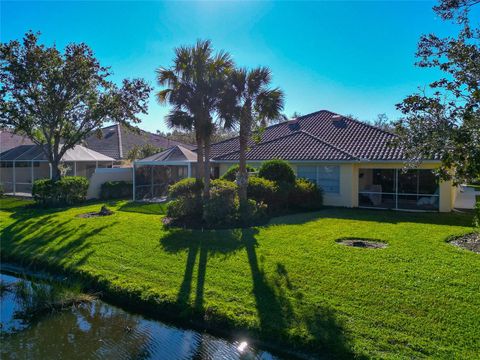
[[0, 273, 280, 360]]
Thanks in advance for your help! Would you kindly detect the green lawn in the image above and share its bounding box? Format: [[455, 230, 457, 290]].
[[1, 198, 479, 359]]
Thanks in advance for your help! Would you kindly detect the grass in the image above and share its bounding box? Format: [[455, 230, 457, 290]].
[[12, 276, 95, 317], [1, 197, 479, 359]]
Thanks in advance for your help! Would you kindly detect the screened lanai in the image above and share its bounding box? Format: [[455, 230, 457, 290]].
[[133, 145, 197, 201], [0, 144, 115, 195]]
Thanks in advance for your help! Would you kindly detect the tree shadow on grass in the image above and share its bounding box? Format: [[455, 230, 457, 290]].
[[1, 210, 118, 271], [269, 206, 473, 227], [160, 227, 362, 359], [117, 201, 168, 215]]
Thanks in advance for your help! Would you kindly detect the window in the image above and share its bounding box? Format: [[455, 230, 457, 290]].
[[297, 165, 316, 183], [297, 165, 340, 194], [318, 166, 340, 193], [358, 168, 439, 211]]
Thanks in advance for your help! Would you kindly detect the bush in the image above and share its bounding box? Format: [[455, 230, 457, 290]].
[[203, 179, 239, 227], [32, 176, 89, 206], [166, 178, 203, 220], [247, 176, 277, 205], [221, 164, 256, 182], [0, 182, 4, 196], [168, 178, 203, 199], [238, 199, 268, 226], [258, 159, 295, 185], [32, 179, 54, 205], [100, 181, 132, 199], [289, 178, 323, 211]]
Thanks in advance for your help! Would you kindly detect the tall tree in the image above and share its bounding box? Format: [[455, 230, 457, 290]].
[[0, 31, 151, 180], [220, 67, 284, 203], [395, 0, 479, 183], [156, 40, 233, 197]]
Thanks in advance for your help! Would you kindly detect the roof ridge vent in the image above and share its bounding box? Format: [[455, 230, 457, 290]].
[[331, 115, 348, 129], [288, 118, 300, 131]]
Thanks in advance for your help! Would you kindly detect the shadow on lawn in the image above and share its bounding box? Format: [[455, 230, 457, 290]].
[[270, 206, 473, 227], [1, 210, 117, 270], [160, 228, 361, 359], [117, 201, 168, 215]]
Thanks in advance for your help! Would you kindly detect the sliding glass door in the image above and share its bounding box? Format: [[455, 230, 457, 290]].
[[358, 168, 439, 211]]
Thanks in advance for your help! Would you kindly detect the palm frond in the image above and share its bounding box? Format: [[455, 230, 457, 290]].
[[165, 109, 194, 131], [156, 88, 172, 105], [255, 87, 285, 121], [247, 67, 272, 95]]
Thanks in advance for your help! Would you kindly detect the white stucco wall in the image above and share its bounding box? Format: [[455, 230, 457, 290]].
[[216, 160, 456, 212]]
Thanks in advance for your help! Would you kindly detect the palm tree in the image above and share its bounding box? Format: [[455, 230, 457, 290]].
[[156, 40, 233, 197], [220, 67, 284, 203]]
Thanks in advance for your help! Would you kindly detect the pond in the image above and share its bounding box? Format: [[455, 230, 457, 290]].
[[0, 272, 283, 360]]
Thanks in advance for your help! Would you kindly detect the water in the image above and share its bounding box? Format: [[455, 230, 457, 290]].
[[0, 273, 282, 360]]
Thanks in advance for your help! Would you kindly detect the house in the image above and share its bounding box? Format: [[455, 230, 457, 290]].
[[83, 124, 192, 162], [0, 130, 34, 153], [134, 110, 458, 212], [0, 144, 114, 195]]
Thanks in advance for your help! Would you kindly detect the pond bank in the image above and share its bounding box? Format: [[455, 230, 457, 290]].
[[0, 263, 309, 360], [0, 268, 286, 360]]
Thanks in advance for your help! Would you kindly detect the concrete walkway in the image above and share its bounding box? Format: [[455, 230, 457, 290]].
[[454, 186, 477, 209]]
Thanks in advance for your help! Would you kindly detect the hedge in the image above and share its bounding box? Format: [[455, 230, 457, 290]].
[[32, 176, 89, 206], [100, 181, 133, 200]]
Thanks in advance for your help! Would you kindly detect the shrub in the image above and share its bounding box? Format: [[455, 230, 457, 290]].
[[57, 177, 89, 204], [289, 178, 323, 211], [238, 199, 268, 226], [100, 181, 132, 199], [0, 183, 4, 196], [258, 159, 295, 185], [166, 178, 203, 220], [221, 164, 256, 182], [32, 176, 89, 206], [247, 176, 277, 205], [32, 179, 54, 205], [168, 178, 203, 199], [203, 179, 239, 227]]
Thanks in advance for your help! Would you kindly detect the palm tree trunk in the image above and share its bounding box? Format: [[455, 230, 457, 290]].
[[203, 135, 211, 199], [195, 132, 204, 180], [237, 110, 250, 204]]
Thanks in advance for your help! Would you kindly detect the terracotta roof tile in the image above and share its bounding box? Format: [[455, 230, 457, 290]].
[[210, 110, 409, 161]]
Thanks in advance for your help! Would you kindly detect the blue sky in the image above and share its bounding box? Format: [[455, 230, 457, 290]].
[[1, 1, 461, 132]]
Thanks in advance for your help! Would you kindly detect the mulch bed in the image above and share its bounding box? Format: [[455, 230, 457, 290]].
[[77, 206, 114, 219], [450, 232, 480, 253], [337, 238, 388, 249]]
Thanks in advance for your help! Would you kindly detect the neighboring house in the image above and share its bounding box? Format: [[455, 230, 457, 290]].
[[134, 110, 458, 212], [0, 130, 34, 153], [83, 124, 192, 162], [0, 144, 114, 195]]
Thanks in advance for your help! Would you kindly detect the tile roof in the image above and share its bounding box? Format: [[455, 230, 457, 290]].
[[84, 124, 193, 160], [0, 130, 34, 154], [211, 110, 408, 162], [138, 145, 197, 162]]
